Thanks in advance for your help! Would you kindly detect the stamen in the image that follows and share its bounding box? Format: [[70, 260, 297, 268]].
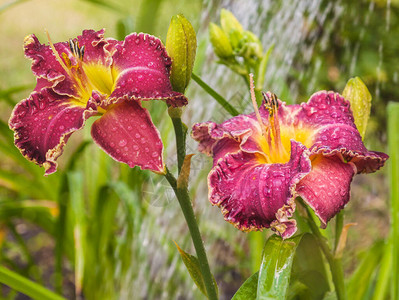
[[262, 92, 287, 160], [79, 46, 85, 60], [249, 74, 267, 137]]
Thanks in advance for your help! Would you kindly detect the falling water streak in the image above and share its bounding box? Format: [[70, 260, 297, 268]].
[[376, 42, 384, 100], [386, 0, 391, 31], [350, 1, 374, 75]]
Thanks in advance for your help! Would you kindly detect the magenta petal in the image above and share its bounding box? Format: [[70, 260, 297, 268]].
[[296, 155, 357, 227], [208, 140, 311, 238], [91, 101, 164, 173], [76, 29, 113, 66], [191, 113, 265, 160], [24, 34, 78, 97], [110, 33, 187, 107], [9, 89, 97, 175], [296, 91, 388, 173]]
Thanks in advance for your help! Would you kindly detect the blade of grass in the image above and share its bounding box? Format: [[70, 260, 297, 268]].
[[68, 172, 86, 298], [0, 266, 65, 300], [388, 102, 399, 299], [191, 72, 240, 116]]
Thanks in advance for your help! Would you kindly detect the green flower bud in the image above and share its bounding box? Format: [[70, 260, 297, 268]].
[[243, 31, 263, 58], [209, 22, 233, 58], [166, 14, 197, 94], [342, 77, 372, 139], [220, 9, 244, 35]]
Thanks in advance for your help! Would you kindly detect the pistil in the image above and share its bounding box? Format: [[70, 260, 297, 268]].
[[46, 30, 91, 102]]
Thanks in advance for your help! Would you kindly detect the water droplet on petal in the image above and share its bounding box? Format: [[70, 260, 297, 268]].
[[133, 145, 139, 151], [151, 152, 158, 158], [135, 133, 140, 138], [144, 147, 149, 153], [119, 139, 127, 147]]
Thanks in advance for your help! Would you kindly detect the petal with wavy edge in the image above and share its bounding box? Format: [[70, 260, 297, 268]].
[[77, 29, 113, 66], [24, 34, 77, 97], [208, 140, 311, 238], [9, 88, 99, 175], [296, 155, 357, 227], [109, 33, 187, 107], [289, 91, 388, 173], [191, 113, 266, 159], [91, 100, 164, 173]]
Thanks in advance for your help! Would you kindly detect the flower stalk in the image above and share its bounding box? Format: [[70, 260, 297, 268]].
[[164, 167, 218, 300]]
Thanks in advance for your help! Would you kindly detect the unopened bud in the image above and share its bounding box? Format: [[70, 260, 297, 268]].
[[342, 77, 372, 139], [220, 9, 244, 36], [209, 23, 233, 58], [166, 14, 197, 94]]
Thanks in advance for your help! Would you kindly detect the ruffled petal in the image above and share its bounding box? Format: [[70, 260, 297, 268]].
[[296, 155, 357, 227], [208, 140, 311, 238], [275, 91, 388, 173], [77, 29, 113, 67], [191, 113, 265, 160], [91, 100, 164, 173], [109, 33, 187, 107], [8, 88, 98, 175]]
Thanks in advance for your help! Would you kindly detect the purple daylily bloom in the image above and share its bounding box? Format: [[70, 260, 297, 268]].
[[192, 91, 388, 238], [9, 29, 187, 175]]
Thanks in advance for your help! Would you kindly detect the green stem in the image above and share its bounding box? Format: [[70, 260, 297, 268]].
[[0, 266, 65, 300], [164, 168, 218, 300], [300, 200, 346, 300], [191, 73, 239, 117], [169, 111, 187, 174]]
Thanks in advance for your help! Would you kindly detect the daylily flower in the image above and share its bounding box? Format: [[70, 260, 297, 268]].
[[192, 91, 388, 238], [9, 29, 187, 175]]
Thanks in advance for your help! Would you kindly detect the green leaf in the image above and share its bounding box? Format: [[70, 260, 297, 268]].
[[291, 233, 329, 299], [174, 242, 217, 298], [257, 234, 303, 300], [232, 271, 259, 300], [0, 266, 65, 300], [346, 240, 384, 300]]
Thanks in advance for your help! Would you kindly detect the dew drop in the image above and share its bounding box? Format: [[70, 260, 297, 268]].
[[133, 145, 139, 151], [127, 125, 133, 131], [124, 146, 129, 151], [144, 147, 149, 153], [119, 139, 127, 147], [140, 137, 146, 144], [135, 133, 140, 138], [110, 142, 115, 147], [151, 152, 158, 158], [59, 125, 65, 131], [140, 124, 147, 129]]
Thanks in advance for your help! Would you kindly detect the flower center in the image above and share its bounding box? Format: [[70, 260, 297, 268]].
[[47, 32, 116, 110], [249, 74, 290, 164], [259, 92, 290, 164]]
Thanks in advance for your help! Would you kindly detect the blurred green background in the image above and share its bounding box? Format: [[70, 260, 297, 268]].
[[0, 0, 396, 299]]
